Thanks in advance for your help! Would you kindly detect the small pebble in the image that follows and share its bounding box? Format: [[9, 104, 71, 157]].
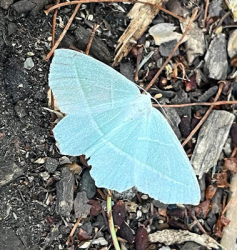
[[24, 57, 34, 70]]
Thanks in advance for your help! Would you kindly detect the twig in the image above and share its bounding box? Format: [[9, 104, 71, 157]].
[[66, 218, 81, 245], [44, 0, 185, 22], [215, 11, 232, 34], [230, 147, 237, 158], [50, 0, 60, 131], [85, 24, 100, 55], [107, 190, 120, 250], [152, 100, 237, 108], [191, 214, 207, 234], [203, 0, 209, 28], [45, 3, 81, 61], [85, 225, 105, 250], [52, 0, 60, 47], [145, 8, 198, 91], [182, 82, 224, 147]]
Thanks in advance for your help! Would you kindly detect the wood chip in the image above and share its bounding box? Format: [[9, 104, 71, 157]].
[[148, 229, 221, 249], [221, 173, 237, 249], [191, 110, 235, 178], [113, 0, 168, 65]]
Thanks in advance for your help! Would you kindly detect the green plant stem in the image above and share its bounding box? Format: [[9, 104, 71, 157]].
[[107, 190, 120, 250]]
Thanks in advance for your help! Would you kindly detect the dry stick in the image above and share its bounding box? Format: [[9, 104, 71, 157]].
[[85, 24, 100, 55], [107, 190, 120, 250], [50, 0, 60, 131], [44, 0, 185, 22], [230, 147, 237, 158], [45, 3, 82, 61], [182, 82, 224, 147], [145, 8, 198, 92], [66, 217, 81, 245], [152, 100, 237, 108], [203, 0, 209, 28], [52, 0, 60, 47], [191, 214, 207, 234]]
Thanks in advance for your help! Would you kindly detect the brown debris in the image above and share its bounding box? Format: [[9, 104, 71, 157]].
[[113, 0, 168, 65]]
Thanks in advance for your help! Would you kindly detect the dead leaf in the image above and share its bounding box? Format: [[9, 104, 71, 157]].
[[224, 158, 237, 173], [66, 162, 82, 174], [74, 191, 92, 218], [135, 227, 148, 250], [125, 201, 138, 213], [117, 222, 134, 244], [88, 200, 102, 216], [226, 0, 237, 22], [216, 171, 229, 188], [206, 184, 217, 200], [195, 199, 212, 218], [230, 123, 237, 147], [112, 200, 126, 227], [214, 214, 230, 238], [149, 23, 188, 46], [34, 157, 46, 164], [77, 228, 92, 241]]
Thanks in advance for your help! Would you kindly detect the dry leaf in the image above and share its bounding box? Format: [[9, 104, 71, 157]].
[[224, 158, 237, 173], [216, 171, 229, 188], [206, 184, 217, 200], [149, 23, 187, 46], [88, 200, 102, 216], [113, 200, 126, 227], [125, 201, 138, 213], [135, 227, 148, 250], [227, 0, 237, 22], [195, 199, 212, 218], [34, 157, 46, 164], [66, 162, 82, 174], [214, 214, 230, 238]]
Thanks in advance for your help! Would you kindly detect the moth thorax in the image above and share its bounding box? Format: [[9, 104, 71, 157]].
[[129, 94, 152, 118]]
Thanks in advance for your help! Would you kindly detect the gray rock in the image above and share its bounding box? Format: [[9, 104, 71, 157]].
[[191, 110, 235, 177], [81, 221, 93, 235], [166, 0, 189, 17], [159, 40, 179, 57], [0, 162, 24, 187], [209, 0, 223, 17], [113, 188, 136, 201], [24, 57, 34, 70], [14, 101, 28, 118], [180, 242, 202, 250], [11, 0, 51, 16], [197, 86, 218, 102], [0, 0, 14, 10], [181, 18, 206, 65], [162, 102, 181, 139], [44, 223, 61, 248], [74, 191, 91, 218], [56, 167, 74, 217], [204, 34, 228, 80], [45, 157, 58, 173], [120, 60, 135, 81], [7, 22, 17, 36], [170, 89, 191, 118], [79, 169, 96, 199], [0, 227, 25, 250], [228, 29, 237, 59]]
